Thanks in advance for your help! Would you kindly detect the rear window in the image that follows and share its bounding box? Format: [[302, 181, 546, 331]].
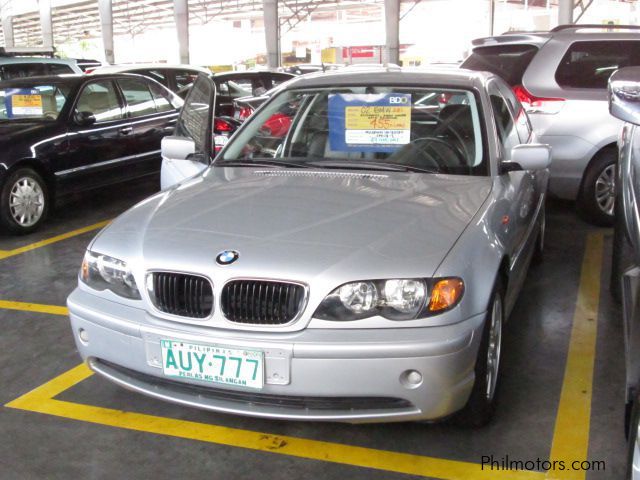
[[555, 41, 640, 89], [0, 63, 48, 80], [462, 44, 539, 86]]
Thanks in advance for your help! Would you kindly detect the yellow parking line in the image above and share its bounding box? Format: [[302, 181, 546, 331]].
[[0, 300, 68, 316], [0, 220, 110, 261], [546, 232, 604, 480], [6, 364, 544, 480]]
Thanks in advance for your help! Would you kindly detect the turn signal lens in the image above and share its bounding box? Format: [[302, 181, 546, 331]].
[[428, 278, 464, 312]]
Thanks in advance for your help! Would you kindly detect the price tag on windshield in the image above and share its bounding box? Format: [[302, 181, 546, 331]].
[[5, 89, 44, 117], [329, 93, 411, 152]]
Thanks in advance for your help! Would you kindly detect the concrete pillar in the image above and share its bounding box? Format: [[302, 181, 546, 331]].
[[558, 0, 574, 25], [384, 0, 400, 65], [263, 0, 279, 69], [173, 0, 189, 64], [489, 0, 495, 36], [2, 16, 15, 48], [98, 0, 115, 64], [39, 0, 54, 49]]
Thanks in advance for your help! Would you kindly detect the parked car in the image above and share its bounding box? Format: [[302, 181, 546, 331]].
[[0, 73, 182, 233], [92, 65, 294, 150], [73, 58, 102, 73], [462, 24, 640, 225], [608, 66, 640, 480], [91, 63, 211, 96], [0, 56, 83, 80], [281, 63, 341, 75], [68, 68, 550, 426]]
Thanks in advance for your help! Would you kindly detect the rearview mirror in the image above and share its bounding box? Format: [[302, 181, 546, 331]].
[[609, 66, 640, 126], [74, 111, 95, 126], [503, 144, 551, 172]]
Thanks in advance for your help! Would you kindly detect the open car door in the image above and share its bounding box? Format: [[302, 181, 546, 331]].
[[160, 73, 216, 190]]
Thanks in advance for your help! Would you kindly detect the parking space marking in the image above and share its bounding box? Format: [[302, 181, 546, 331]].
[[547, 232, 604, 480], [1, 231, 606, 480], [0, 220, 110, 261], [6, 364, 544, 480], [0, 300, 68, 316]]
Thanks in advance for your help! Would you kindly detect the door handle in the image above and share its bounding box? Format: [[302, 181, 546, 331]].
[[119, 126, 133, 135]]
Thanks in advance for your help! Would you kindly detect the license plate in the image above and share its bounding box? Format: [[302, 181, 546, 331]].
[[160, 339, 264, 389]]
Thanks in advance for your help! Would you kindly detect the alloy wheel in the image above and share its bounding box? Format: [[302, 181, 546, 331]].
[[595, 164, 616, 217], [9, 176, 45, 227]]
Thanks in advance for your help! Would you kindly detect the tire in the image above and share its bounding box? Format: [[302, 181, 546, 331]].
[[626, 394, 640, 479], [455, 278, 505, 427], [0, 168, 49, 234], [577, 149, 617, 226]]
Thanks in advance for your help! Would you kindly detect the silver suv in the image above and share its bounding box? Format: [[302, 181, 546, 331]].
[[463, 24, 640, 225]]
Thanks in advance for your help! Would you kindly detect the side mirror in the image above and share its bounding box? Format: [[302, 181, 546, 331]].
[[609, 66, 640, 126], [161, 136, 208, 163], [74, 111, 96, 126], [503, 144, 552, 172]]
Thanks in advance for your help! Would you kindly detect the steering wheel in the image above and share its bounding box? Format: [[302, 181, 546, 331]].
[[409, 136, 468, 168]]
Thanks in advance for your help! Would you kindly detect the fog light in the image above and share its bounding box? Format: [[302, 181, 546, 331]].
[[78, 328, 89, 344], [399, 369, 423, 389]]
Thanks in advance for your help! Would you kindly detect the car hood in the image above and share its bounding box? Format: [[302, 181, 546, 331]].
[[99, 167, 492, 286], [0, 121, 60, 148]]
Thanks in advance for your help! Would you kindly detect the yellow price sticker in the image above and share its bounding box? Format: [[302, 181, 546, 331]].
[[345, 105, 411, 131], [12, 94, 43, 109]]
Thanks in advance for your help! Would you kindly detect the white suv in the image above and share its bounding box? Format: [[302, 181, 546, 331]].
[[463, 24, 640, 225]]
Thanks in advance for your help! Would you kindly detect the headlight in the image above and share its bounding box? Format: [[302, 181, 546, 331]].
[[314, 277, 463, 321], [80, 251, 140, 299]]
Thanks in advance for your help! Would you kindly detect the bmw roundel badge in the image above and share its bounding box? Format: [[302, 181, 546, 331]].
[[216, 250, 239, 265]]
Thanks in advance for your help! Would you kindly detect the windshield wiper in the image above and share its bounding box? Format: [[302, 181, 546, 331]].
[[215, 159, 311, 169], [306, 160, 438, 174]]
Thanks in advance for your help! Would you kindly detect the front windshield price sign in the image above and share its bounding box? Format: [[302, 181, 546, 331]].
[[5, 89, 43, 117], [328, 93, 412, 152]]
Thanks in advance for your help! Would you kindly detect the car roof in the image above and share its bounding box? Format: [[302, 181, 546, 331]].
[[282, 67, 490, 89], [0, 72, 160, 87], [0, 57, 79, 65], [91, 63, 211, 74], [472, 25, 640, 48], [212, 70, 292, 79]]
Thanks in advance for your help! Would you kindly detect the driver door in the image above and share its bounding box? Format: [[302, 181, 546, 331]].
[[161, 73, 217, 190]]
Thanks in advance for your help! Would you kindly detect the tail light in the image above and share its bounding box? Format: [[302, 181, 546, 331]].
[[214, 117, 233, 133], [237, 106, 254, 121], [513, 85, 564, 115]]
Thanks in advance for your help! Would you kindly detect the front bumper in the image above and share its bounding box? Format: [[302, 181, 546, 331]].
[[67, 288, 485, 423]]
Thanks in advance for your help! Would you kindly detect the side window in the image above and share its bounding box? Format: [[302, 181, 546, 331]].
[[48, 63, 75, 75], [489, 85, 520, 160], [75, 80, 123, 122], [175, 75, 214, 154], [555, 41, 640, 89], [117, 78, 157, 117], [497, 82, 531, 143], [148, 81, 174, 112]]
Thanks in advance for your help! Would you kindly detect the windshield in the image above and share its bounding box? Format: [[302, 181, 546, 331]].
[[0, 84, 71, 121], [218, 86, 486, 176]]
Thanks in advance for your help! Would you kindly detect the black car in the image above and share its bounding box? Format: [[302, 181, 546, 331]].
[[0, 73, 182, 233]]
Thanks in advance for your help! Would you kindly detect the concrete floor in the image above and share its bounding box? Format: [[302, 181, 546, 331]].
[[0, 179, 627, 479]]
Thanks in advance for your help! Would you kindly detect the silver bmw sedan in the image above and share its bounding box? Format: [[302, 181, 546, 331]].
[[67, 68, 550, 426]]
